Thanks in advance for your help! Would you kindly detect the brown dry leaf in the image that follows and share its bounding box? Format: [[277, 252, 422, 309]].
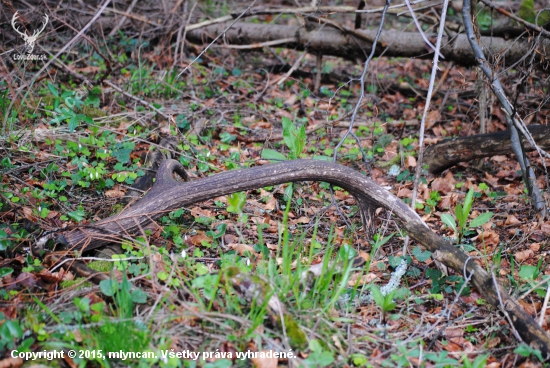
[[62, 271, 75, 281], [478, 230, 500, 246], [402, 108, 416, 120], [251, 351, 278, 368], [484, 172, 500, 188], [284, 94, 297, 106], [294, 216, 310, 224], [37, 269, 62, 283], [304, 97, 315, 107], [250, 121, 271, 129], [443, 328, 463, 338], [358, 251, 370, 263], [491, 155, 508, 163], [431, 171, 456, 194], [514, 249, 534, 262], [45, 210, 59, 219], [540, 222, 550, 234], [259, 189, 276, 211], [426, 109, 440, 129], [485, 336, 501, 349], [406, 155, 417, 168], [397, 187, 412, 199], [0, 357, 23, 368], [333, 190, 347, 200], [190, 206, 213, 218], [186, 231, 211, 246], [105, 189, 125, 198], [438, 193, 456, 210], [348, 273, 378, 286], [518, 362, 540, 368], [266, 243, 278, 250], [518, 300, 538, 316], [530, 243, 540, 252], [505, 215, 521, 225], [228, 243, 257, 255], [22, 207, 38, 222]]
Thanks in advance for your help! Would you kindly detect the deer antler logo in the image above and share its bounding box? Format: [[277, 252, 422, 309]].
[[11, 12, 49, 54]]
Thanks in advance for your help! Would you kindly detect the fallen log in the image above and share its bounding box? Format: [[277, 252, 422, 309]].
[[424, 125, 550, 173], [48, 159, 550, 355], [186, 22, 550, 69]]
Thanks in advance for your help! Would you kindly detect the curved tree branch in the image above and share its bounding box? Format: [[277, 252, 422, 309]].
[[49, 159, 550, 355]]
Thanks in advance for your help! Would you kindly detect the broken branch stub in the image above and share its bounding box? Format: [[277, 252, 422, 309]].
[[55, 159, 550, 354], [424, 125, 550, 173]]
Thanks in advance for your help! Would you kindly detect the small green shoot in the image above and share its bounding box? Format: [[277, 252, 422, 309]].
[[440, 188, 493, 243]]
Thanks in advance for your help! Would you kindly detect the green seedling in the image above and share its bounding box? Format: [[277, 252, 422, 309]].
[[261, 117, 306, 161], [440, 188, 493, 243], [371, 284, 397, 323]]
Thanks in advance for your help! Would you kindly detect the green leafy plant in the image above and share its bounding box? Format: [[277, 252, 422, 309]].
[[440, 188, 493, 243], [462, 353, 489, 368], [227, 191, 246, 222], [303, 339, 334, 367], [261, 116, 306, 161], [371, 285, 397, 323], [514, 343, 543, 362]]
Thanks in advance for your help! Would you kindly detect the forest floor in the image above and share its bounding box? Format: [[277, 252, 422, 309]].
[[1, 13, 550, 368]]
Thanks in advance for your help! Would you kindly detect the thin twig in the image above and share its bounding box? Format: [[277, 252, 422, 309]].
[[274, 50, 307, 86], [538, 282, 550, 326], [410, 0, 449, 217], [218, 37, 297, 50], [491, 266, 523, 342]]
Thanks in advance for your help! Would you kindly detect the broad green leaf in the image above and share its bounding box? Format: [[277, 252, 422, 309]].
[[519, 0, 535, 23], [261, 149, 287, 161], [67, 209, 85, 222], [519, 265, 538, 281], [309, 339, 323, 353], [282, 117, 306, 159], [469, 211, 493, 228], [371, 285, 384, 308], [157, 271, 169, 281], [455, 204, 464, 226], [130, 288, 148, 303], [99, 278, 118, 296], [0, 267, 13, 277], [412, 246, 432, 262], [1, 320, 22, 340], [462, 188, 474, 220], [227, 192, 246, 214], [440, 214, 457, 232]]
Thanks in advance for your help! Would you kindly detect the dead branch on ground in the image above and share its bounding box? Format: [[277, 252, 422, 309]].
[[424, 125, 550, 173], [185, 22, 550, 69]]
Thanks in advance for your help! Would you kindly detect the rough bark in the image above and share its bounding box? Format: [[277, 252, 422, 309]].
[[185, 22, 550, 68], [424, 125, 550, 173], [51, 159, 550, 355]]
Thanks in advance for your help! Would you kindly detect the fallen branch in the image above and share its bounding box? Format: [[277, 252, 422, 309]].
[[186, 22, 550, 68], [48, 159, 550, 355], [424, 125, 550, 173]]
